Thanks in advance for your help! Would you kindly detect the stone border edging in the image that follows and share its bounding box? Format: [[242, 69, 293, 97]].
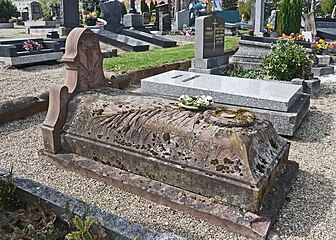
[[0, 168, 186, 240], [0, 93, 49, 125]]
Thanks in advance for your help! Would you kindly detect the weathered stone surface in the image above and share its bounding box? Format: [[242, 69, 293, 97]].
[[61, 90, 289, 212], [0, 97, 48, 125]]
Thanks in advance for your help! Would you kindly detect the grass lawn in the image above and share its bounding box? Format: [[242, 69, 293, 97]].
[[103, 36, 240, 71]]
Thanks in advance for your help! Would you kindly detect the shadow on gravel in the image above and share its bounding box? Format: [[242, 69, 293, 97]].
[[274, 169, 334, 238], [289, 109, 333, 143], [0, 112, 45, 135], [16, 62, 64, 71]]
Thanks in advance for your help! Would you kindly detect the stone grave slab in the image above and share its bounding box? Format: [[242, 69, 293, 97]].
[[122, 29, 176, 48], [141, 70, 310, 136], [39, 28, 299, 240], [96, 29, 149, 52]]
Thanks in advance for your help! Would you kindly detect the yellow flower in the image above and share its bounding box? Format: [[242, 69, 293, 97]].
[[318, 39, 324, 44], [266, 23, 271, 29]]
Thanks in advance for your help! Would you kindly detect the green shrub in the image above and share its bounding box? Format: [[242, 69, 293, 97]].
[[0, 0, 18, 23], [225, 69, 270, 79], [277, 0, 302, 35], [261, 40, 313, 81]]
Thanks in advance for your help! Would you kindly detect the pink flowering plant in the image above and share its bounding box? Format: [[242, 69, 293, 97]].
[[23, 40, 43, 52]]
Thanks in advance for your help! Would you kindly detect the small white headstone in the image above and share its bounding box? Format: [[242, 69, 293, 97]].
[[302, 31, 313, 42]]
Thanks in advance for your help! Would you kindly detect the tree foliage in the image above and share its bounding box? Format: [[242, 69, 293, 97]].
[[277, 0, 302, 35], [320, 0, 336, 15], [238, 0, 253, 20], [222, 0, 238, 10], [150, 0, 155, 11], [141, 0, 149, 13], [38, 0, 59, 16], [0, 0, 18, 23]]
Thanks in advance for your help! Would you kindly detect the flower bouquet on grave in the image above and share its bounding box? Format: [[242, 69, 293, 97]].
[[179, 95, 214, 110], [23, 40, 43, 52], [315, 38, 329, 55]]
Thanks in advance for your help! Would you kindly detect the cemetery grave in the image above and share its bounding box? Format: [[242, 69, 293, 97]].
[[0, 37, 63, 67], [1, 0, 336, 239], [38, 27, 299, 240]]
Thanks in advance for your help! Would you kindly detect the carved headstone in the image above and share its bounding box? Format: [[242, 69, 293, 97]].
[[189, 15, 229, 74], [195, 15, 225, 59], [40, 27, 299, 240], [100, 0, 124, 33], [42, 28, 108, 153], [29, 1, 42, 20]]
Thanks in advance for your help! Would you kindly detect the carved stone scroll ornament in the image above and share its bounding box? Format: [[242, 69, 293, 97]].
[[42, 28, 109, 153]]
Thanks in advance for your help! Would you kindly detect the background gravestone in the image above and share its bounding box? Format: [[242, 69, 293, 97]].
[[176, 9, 189, 30], [189, 15, 229, 74], [195, 15, 225, 59], [61, 0, 79, 29], [29, 2, 42, 20], [100, 0, 124, 33]]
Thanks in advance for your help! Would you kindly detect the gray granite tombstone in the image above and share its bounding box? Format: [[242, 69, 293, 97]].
[[61, 0, 79, 29], [176, 9, 189, 30], [189, 15, 229, 74], [100, 0, 124, 33], [29, 2, 43, 20]]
